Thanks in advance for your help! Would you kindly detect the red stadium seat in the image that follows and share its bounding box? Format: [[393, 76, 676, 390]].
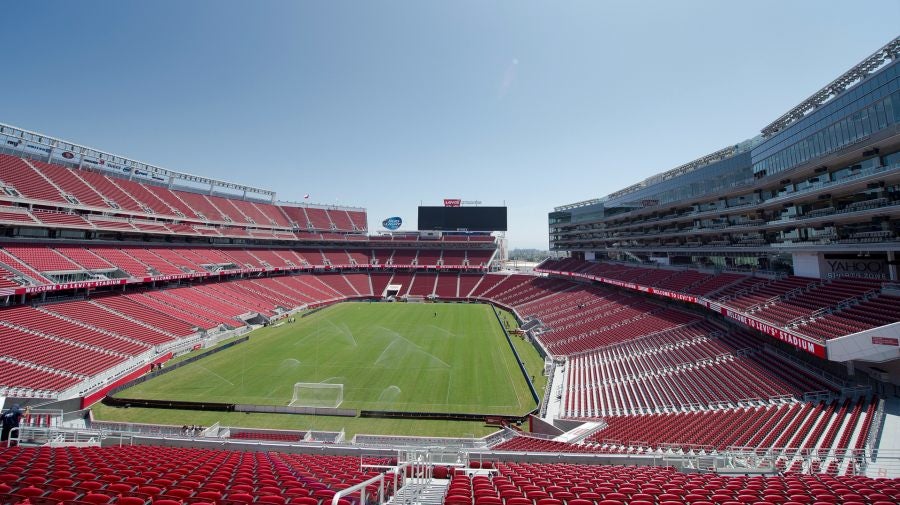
[[118, 498, 149, 505]]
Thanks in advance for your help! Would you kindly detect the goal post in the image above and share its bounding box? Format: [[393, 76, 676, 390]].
[[289, 382, 344, 408]]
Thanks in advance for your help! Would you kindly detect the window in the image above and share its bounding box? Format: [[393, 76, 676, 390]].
[[876, 101, 888, 129], [890, 94, 900, 123], [840, 119, 850, 145], [860, 108, 872, 136]]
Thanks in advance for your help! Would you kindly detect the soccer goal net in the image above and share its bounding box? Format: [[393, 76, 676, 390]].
[[289, 382, 344, 408]]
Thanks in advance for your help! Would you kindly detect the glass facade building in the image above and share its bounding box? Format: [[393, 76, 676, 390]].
[[603, 152, 754, 214], [549, 45, 900, 278], [752, 61, 899, 178]]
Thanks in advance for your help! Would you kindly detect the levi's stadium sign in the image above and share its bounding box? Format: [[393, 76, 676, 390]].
[[444, 199, 461, 207], [382, 216, 402, 230]]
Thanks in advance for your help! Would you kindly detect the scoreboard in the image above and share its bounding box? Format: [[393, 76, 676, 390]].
[[418, 206, 507, 231]]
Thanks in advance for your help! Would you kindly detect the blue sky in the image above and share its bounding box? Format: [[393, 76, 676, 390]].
[[1, 1, 897, 249]]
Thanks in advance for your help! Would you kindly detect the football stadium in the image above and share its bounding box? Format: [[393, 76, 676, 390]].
[[1, 8, 900, 505]]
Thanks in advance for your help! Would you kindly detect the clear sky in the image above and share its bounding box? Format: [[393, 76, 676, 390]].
[[1, 1, 897, 249]]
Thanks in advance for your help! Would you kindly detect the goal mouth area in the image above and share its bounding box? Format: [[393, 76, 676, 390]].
[[289, 382, 344, 408]]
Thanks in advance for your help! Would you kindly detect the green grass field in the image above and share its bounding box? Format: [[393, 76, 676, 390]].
[[99, 302, 542, 436]]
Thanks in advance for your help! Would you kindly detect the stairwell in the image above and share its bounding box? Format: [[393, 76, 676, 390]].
[[341, 274, 362, 296], [0, 355, 87, 380], [201, 194, 231, 222], [33, 306, 152, 348], [89, 300, 179, 338], [430, 273, 439, 297], [19, 158, 69, 202], [464, 274, 485, 298], [0, 320, 131, 360], [388, 478, 449, 505], [405, 273, 416, 297], [0, 260, 41, 286]]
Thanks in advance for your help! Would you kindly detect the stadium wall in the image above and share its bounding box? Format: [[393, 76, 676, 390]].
[[114, 435, 697, 472], [233, 405, 356, 417], [358, 410, 528, 423], [81, 352, 172, 408], [91, 337, 252, 409], [102, 396, 233, 412]]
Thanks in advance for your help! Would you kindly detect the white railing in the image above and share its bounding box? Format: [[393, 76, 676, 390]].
[[841, 385, 874, 399], [763, 345, 850, 388], [714, 447, 900, 478], [7, 425, 103, 447], [57, 347, 157, 400], [867, 398, 885, 452], [15, 421, 900, 478], [353, 433, 491, 450], [331, 470, 392, 505], [538, 361, 556, 418], [745, 295, 781, 313]]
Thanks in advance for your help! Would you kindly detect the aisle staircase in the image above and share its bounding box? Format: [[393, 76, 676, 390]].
[[388, 478, 449, 505]]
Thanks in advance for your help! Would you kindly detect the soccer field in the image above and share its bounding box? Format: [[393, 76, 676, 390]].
[[116, 302, 537, 415]]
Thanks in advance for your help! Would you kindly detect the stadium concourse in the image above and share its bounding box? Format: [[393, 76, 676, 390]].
[[3, 39, 900, 505]]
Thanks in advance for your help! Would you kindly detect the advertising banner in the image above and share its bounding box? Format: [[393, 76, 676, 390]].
[[382, 216, 402, 230]]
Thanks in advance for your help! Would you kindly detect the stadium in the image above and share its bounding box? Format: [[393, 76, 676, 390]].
[[1, 19, 900, 505]]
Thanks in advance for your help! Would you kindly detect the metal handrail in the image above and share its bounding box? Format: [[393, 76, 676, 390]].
[[331, 467, 395, 505], [867, 398, 886, 452]]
